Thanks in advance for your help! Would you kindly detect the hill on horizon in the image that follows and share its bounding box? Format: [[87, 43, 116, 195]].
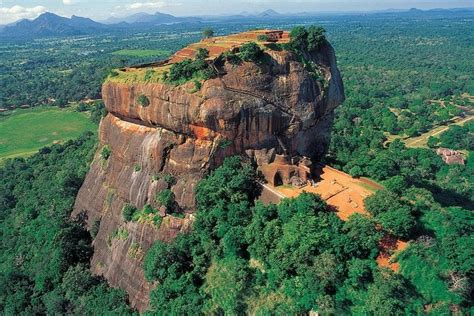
[[102, 11, 201, 25], [1, 7, 473, 40], [0, 12, 107, 38], [0, 11, 201, 39]]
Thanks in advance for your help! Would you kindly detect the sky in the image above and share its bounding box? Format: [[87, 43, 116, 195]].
[[1, 0, 473, 24]]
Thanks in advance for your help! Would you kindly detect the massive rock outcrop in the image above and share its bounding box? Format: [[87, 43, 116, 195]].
[[73, 31, 344, 311]]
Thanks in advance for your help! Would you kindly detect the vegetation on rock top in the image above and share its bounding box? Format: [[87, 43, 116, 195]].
[[288, 25, 327, 52], [103, 24, 331, 90], [164, 49, 216, 85]]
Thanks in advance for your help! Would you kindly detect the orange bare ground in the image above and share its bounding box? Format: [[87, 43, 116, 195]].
[[376, 239, 408, 272], [376, 255, 399, 271], [207, 46, 229, 56], [275, 165, 376, 220], [147, 30, 291, 67]]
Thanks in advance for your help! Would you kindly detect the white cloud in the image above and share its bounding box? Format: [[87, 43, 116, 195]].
[[113, 1, 182, 13], [127, 2, 168, 10], [63, 0, 74, 5], [0, 5, 47, 24]]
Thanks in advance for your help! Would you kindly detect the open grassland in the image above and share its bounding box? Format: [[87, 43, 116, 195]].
[[111, 49, 171, 57], [0, 106, 96, 163]]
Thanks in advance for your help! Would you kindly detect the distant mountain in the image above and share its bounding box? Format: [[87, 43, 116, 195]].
[[408, 8, 424, 13], [103, 12, 201, 25], [0, 12, 108, 38], [200, 9, 285, 21], [0, 11, 204, 40], [257, 9, 282, 17]]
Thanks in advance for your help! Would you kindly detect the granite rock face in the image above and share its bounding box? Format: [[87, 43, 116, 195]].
[[73, 41, 344, 311]]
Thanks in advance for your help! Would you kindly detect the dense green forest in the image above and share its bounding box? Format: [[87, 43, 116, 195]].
[[0, 133, 133, 314], [428, 121, 474, 150], [331, 15, 473, 137], [142, 157, 472, 314], [1, 142, 471, 314]]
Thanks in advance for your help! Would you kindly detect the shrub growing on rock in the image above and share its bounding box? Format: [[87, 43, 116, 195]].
[[137, 94, 150, 107], [238, 42, 263, 62], [143, 204, 156, 215], [166, 57, 215, 84], [289, 26, 308, 51], [156, 189, 175, 210], [222, 50, 241, 65], [100, 145, 111, 160], [144, 69, 155, 81], [196, 48, 209, 60], [307, 26, 327, 51], [90, 219, 101, 238], [122, 203, 137, 222], [192, 80, 202, 92], [163, 174, 176, 186], [109, 70, 119, 77]]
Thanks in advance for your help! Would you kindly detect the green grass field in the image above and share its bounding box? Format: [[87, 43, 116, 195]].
[[0, 106, 96, 163], [358, 178, 384, 192], [111, 49, 171, 57]]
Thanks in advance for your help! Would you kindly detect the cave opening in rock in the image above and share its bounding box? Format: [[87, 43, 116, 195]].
[[274, 172, 284, 186]]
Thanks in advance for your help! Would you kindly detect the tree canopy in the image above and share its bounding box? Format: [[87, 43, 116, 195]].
[[289, 25, 327, 52], [202, 28, 215, 38], [0, 133, 133, 314], [142, 157, 448, 314]]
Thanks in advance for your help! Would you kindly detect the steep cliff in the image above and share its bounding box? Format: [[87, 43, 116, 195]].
[[73, 30, 344, 311]]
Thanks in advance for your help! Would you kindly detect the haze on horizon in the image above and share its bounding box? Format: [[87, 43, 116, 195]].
[[1, 0, 473, 24]]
